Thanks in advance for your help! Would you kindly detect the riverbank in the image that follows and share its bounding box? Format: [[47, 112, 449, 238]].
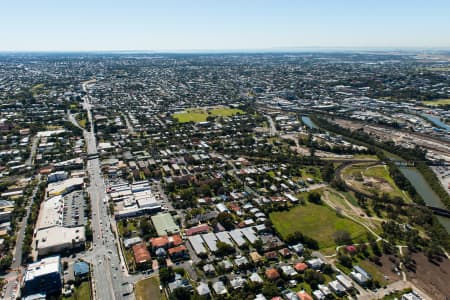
[[309, 114, 450, 233]]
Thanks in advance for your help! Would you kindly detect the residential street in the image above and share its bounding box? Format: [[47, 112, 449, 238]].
[[3, 175, 41, 300]]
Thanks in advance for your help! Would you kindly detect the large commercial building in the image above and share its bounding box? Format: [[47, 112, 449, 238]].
[[47, 171, 68, 183], [35, 226, 86, 257], [111, 181, 162, 220], [47, 177, 83, 197], [22, 256, 62, 297], [33, 184, 86, 257]]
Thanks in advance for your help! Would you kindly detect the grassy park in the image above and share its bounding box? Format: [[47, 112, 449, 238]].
[[270, 201, 368, 249], [30, 83, 45, 96], [422, 98, 450, 106], [76, 117, 87, 128], [343, 163, 407, 200], [173, 106, 244, 123]]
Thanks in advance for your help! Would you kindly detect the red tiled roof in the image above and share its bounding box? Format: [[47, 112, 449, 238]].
[[151, 234, 183, 248], [297, 291, 313, 300], [229, 203, 241, 211], [265, 268, 280, 280], [169, 234, 183, 246], [279, 248, 291, 257], [151, 236, 169, 248], [132, 243, 151, 263], [265, 251, 278, 259], [39, 167, 54, 174], [294, 262, 308, 272], [185, 224, 210, 236], [168, 245, 187, 255]]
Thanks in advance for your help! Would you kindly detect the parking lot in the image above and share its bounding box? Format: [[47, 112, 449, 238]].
[[63, 190, 88, 227]]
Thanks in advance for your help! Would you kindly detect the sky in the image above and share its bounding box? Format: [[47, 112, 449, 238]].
[[1, 0, 450, 51]]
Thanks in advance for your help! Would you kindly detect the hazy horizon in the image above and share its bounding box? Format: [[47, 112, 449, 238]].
[[1, 0, 450, 52], [1, 46, 450, 54]]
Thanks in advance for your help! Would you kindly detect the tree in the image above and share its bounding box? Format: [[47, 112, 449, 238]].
[[321, 264, 334, 275], [0, 254, 12, 273], [140, 218, 151, 235], [322, 162, 335, 183], [308, 192, 322, 204], [370, 241, 382, 257], [253, 239, 264, 254], [337, 254, 353, 268], [170, 287, 191, 300], [216, 212, 234, 230], [333, 230, 352, 245], [331, 178, 347, 191], [304, 269, 325, 289], [285, 231, 319, 250], [262, 282, 279, 298], [85, 223, 93, 241], [159, 267, 175, 286], [216, 241, 235, 256], [199, 184, 212, 197]]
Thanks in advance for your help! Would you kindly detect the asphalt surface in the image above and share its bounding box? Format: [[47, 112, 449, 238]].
[[81, 82, 133, 300], [265, 114, 277, 136], [25, 135, 38, 166]]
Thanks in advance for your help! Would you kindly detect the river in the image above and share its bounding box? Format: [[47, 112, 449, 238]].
[[398, 166, 450, 232], [382, 152, 450, 232], [306, 117, 450, 232]]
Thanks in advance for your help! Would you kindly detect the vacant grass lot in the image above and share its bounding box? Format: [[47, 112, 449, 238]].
[[270, 202, 368, 249], [135, 277, 164, 300], [422, 98, 450, 106], [343, 163, 406, 200], [363, 165, 406, 199], [358, 260, 389, 286], [77, 118, 87, 128], [173, 107, 244, 123], [63, 281, 91, 300]]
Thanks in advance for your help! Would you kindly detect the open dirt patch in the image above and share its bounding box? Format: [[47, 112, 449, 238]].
[[405, 252, 450, 299]]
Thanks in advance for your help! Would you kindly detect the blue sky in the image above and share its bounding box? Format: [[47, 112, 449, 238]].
[[1, 0, 449, 51]]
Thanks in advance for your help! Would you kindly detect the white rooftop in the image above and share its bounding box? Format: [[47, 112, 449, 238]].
[[37, 195, 63, 230], [24, 256, 60, 282]]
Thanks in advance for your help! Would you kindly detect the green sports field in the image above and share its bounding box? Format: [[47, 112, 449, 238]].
[[422, 98, 450, 106], [270, 202, 368, 249], [173, 106, 244, 123]]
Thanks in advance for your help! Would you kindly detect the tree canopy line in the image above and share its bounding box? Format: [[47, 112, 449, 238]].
[[311, 115, 450, 251], [312, 115, 449, 208]]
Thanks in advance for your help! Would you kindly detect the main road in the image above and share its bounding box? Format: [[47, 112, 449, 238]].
[[80, 81, 133, 300]]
